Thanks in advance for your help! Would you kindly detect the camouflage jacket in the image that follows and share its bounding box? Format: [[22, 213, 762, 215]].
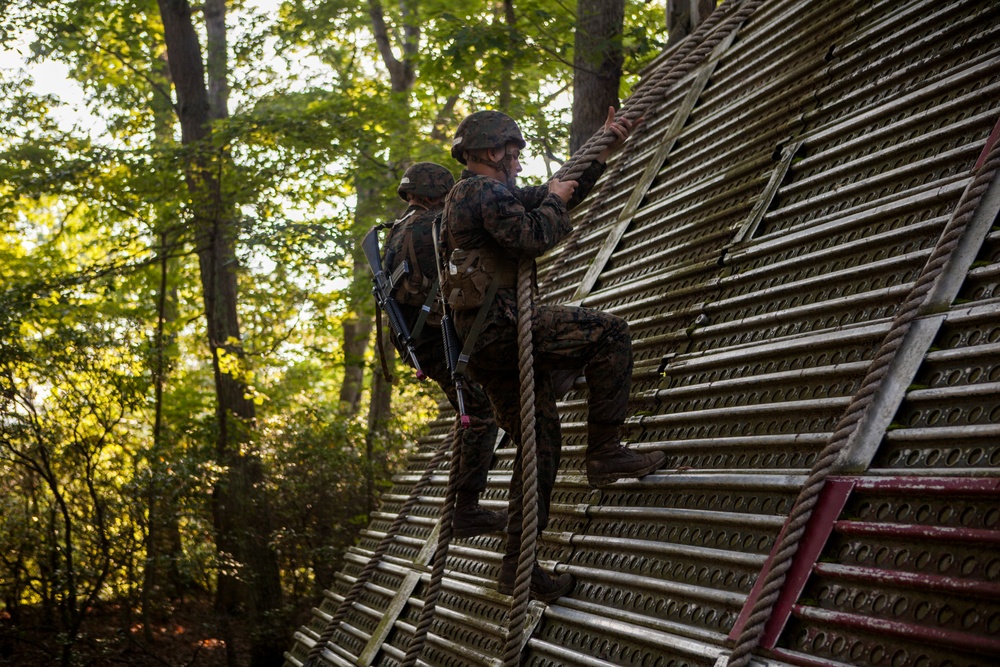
[[443, 160, 606, 352], [382, 203, 443, 340]]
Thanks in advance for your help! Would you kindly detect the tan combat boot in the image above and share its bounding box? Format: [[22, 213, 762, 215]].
[[585, 422, 666, 488]]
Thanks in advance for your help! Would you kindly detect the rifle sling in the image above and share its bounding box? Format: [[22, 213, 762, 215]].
[[455, 272, 502, 377], [410, 278, 439, 342], [374, 303, 393, 383]]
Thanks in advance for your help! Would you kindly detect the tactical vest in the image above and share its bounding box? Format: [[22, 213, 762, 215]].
[[441, 223, 518, 311], [385, 211, 442, 330]]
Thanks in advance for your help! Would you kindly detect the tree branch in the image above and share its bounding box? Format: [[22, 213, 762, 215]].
[[429, 95, 459, 141], [367, 0, 405, 84]]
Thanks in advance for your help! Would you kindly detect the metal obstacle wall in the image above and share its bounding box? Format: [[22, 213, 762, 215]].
[[285, 0, 1000, 665]]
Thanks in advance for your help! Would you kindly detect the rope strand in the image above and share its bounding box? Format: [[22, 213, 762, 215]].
[[502, 257, 542, 666], [554, 0, 762, 185]]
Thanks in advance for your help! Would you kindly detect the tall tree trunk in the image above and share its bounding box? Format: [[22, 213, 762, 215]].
[[338, 1, 420, 415], [498, 0, 515, 111], [570, 0, 625, 155], [337, 244, 374, 414], [155, 1, 283, 664], [667, 0, 717, 46]]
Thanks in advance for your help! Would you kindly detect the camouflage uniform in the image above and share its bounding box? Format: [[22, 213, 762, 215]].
[[383, 200, 498, 499], [442, 162, 626, 532], [443, 110, 663, 602]]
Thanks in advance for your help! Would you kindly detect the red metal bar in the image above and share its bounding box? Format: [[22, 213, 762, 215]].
[[974, 114, 1000, 171], [727, 478, 856, 643], [833, 520, 1000, 545], [760, 478, 855, 648], [845, 476, 1000, 495], [791, 604, 1000, 656], [812, 561, 1000, 598]]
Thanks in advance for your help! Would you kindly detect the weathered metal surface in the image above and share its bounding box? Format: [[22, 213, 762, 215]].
[[285, 0, 1000, 664]]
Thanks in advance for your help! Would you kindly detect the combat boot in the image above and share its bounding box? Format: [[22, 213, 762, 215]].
[[586, 422, 666, 488], [453, 493, 507, 538], [498, 559, 574, 603]]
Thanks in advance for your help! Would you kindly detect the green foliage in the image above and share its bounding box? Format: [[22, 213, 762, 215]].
[[0, 1, 669, 659]]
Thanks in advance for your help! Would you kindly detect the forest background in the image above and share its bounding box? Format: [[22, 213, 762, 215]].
[[0, 0, 682, 664]]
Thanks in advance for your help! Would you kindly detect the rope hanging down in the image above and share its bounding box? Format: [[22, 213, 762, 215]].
[[302, 437, 452, 666], [726, 125, 1000, 667], [501, 257, 544, 666], [538, 0, 742, 296]]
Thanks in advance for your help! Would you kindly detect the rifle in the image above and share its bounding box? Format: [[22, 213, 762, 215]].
[[431, 217, 471, 428], [361, 226, 426, 380]]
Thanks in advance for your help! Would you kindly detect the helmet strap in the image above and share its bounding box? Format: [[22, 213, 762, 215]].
[[468, 148, 516, 186], [466, 151, 504, 172]]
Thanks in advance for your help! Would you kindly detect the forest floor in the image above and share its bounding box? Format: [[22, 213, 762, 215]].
[[0, 595, 272, 666]]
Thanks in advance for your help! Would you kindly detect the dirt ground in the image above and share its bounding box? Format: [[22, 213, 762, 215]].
[[0, 596, 270, 667]]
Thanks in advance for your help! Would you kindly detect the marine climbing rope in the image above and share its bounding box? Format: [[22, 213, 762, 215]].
[[359, 1, 772, 664], [502, 0, 767, 663]]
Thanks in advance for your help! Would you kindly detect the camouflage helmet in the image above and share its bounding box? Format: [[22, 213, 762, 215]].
[[397, 162, 456, 201], [451, 110, 526, 165]]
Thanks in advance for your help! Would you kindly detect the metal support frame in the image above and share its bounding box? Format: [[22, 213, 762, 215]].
[[729, 140, 803, 246], [357, 524, 440, 665], [571, 27, 741, 304], [836, 114, 1000, 472]]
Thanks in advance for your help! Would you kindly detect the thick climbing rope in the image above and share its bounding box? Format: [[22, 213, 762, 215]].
[[538, 0, 739, 295], [399, 419, 462, 666], [502, 257, 543, 666], [302, 434, 453, 667], [726, 128, 1000, 667]]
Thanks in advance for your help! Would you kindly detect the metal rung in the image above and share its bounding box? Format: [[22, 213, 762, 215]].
[[541, 604, 726, 659], [812, 561, 1000, 598], [790, 604, 1000, 656], [732, 177, 966, 255], [834, 518, 1000, 545]]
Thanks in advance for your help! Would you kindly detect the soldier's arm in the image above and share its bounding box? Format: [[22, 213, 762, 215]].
[[482, 181, 573, 258], [511, 182, 551, 211], [565, 160, 606, 210]]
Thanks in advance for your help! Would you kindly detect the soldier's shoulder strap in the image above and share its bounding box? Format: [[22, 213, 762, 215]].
[[431, 215, 501, 377]]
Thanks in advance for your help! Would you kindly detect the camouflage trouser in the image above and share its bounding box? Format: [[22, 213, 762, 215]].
[[414, 335, 497, 495], [464, 304, 632, 548]]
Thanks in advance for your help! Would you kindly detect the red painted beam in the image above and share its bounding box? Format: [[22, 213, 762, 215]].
[[792, 604, 1000, 657], [812, 561, 1000, 598], [728, 479, 856, 644], [845, 476, 1000, 495], [833, 520, 1000, 545]]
